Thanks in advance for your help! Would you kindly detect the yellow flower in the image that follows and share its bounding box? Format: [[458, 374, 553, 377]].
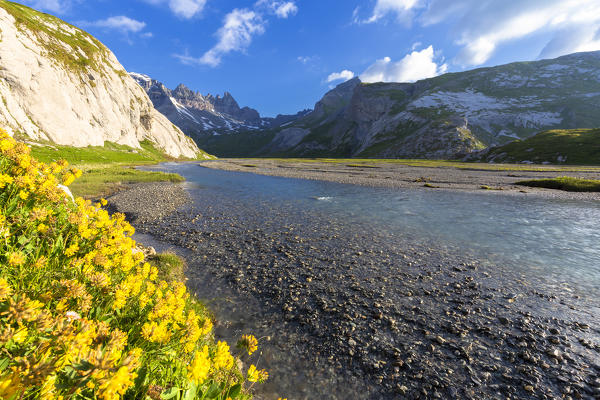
[[0, 369, 22, 398], [18, 190, 29, 200], [140, 321, 171, 343], [0, 138, 15, 153], [65, 243, 79, 257], [12, 326, 28, 343], [200, 318, 213, 336], [188, 345, 211, 384], [62, 173, 75, 186], [37, 223, 49, 234], [98, 366, 137, 400], [0, 278, 12, 301], [213, 341, 234, 370], [0, 173, 13, 188], [247, 365, 259, 382], [8, 251, 26, 267], [237, 334, 258, 355], [247, 365, 268, 383]]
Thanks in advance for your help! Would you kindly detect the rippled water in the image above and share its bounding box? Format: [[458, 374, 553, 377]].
[[147, 162, 600, 294]]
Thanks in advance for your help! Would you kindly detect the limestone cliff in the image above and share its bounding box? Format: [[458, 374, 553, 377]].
[[0, 1, 203, 158]]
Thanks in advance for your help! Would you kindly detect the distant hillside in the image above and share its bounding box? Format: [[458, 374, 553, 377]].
[[469, 128, 600, 165], [0, 1, 204, 158], [197, 51, 600, 159]]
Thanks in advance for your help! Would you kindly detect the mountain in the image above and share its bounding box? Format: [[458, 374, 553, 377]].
[[195, 51, 600, 159], [130, 73, 311, 140], [468, 128, 600, 165], [0, 1, 204, 159]]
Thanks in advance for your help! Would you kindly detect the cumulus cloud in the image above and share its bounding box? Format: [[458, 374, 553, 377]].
[[327, 70, 355, 83], [360, 45, 447, 83], [86, 16, 147, 34], [365, 0, 600, 66], [141, 0, 207, 19], [176, 9, 265, 67]]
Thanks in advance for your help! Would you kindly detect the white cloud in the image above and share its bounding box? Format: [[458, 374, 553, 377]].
[[298, 55, 319, 65], [274, 2, 298, 18], [360, 45, 447, 83], [20, 0, 76, 13], [176, 1, 297, 68], [366, 0, 422, 23], [87, 16, 147, 33], [176, 9, 265, 67], [141, 0, 206, 19], [327, 70, 355, 83], [366, 0, 600, 66], [539, 26, 600, 59], [255, 0, 298, 19]]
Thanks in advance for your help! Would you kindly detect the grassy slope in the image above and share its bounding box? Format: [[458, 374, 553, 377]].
[[483, 128, 600, 164], [30, 140, 187, 198]]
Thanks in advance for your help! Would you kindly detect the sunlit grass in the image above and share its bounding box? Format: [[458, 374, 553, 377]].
[[29, 141, 187, 198], [229, 157, 600, 173], [516, 177, 600, 192]]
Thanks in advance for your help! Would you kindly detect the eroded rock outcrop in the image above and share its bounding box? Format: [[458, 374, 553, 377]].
[[0, 2, 203, 158]]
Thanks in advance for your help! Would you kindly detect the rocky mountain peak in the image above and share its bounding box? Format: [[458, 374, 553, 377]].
[[173, 83, 196, 99], [312, 77, 362, 119]]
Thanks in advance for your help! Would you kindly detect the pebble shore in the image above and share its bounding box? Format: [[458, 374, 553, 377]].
[[108, 178, 600, 400]]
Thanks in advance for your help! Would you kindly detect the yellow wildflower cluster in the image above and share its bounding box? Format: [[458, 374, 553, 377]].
[[237, 334, 258, 355], [0, 129, 264, 399]]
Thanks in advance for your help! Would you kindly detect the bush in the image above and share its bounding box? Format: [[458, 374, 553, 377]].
[[0, 129, 268, 399]]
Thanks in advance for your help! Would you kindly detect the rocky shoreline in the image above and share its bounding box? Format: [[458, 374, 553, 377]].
[[201, 159, 600, 201], [108, 179, 600, 400]]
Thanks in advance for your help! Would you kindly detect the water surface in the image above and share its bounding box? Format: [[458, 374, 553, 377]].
[[148, 162, 600, 294]]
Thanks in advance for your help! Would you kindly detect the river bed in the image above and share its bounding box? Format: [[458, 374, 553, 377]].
[[111, 163, 600, 399]]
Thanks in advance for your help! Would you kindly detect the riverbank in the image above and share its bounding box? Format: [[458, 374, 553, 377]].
[[201, 159, 600, 200], [107, 176, 600, 400]]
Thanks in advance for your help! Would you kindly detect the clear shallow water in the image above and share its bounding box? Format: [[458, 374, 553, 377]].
[[147, 162, 600, 294]]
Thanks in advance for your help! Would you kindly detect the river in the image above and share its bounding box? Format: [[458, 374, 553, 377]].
[[133, 162, 600, 400]]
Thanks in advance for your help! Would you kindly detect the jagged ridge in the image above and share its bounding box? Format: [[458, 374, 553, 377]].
[[130, 73, 311, 140]]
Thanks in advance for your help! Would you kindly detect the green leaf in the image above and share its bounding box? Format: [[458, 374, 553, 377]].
[[72, 360, 94, 371], [160, 387, 180, 400], [183, 383, 197, 400], [204, 383, 221, 399], [134, 366, 148, 391], [227, 384, 242, 399], [0, 358, 9, 371]]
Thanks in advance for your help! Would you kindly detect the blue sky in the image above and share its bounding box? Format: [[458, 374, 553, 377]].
[[18, 0, 600, 116]]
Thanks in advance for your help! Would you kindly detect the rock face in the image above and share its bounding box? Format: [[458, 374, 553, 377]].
[[131, 73, 310, 140], [201, 51, 600, 159], [0, 2, 203, 158]]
